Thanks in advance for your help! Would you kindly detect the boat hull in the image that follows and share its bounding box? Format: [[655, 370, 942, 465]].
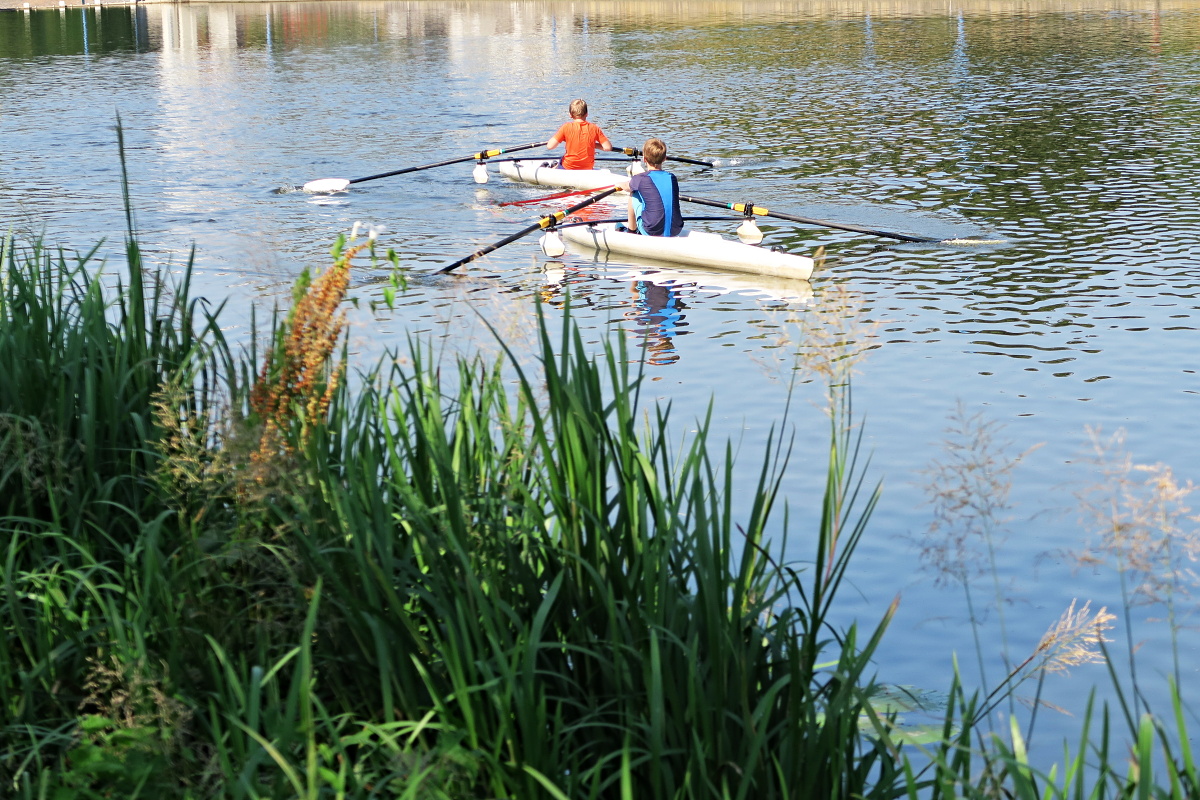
[[497, 159, 630, 190], [559, 222, 815, 279]]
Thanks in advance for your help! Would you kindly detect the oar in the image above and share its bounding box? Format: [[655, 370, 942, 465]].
[[617, 146, 715, 169], [436, 187, 620, 274], [498, 185, 617, 207], [679, 195, 1000, 244], [302, 141, 549, 193]]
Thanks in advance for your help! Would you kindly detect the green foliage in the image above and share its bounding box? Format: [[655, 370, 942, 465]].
[[56, 715, 171, 798], [0, 223, 896, 797], [0, 231, 229, 545]]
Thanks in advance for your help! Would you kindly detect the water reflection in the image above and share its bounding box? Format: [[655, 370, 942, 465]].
[[624, 279, 689, 366]]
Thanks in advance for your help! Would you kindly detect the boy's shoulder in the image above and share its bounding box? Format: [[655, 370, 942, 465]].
[[629, 170, 655, 186]]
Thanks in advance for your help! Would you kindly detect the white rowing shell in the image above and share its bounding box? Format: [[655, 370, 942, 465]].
[[496, 160, 631, 191], [559, 222, 815, 280]]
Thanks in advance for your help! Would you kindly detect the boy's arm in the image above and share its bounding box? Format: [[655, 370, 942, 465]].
[[598, 128, 612, 151]]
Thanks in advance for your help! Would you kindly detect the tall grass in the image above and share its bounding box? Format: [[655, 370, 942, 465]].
[[0, 232, 229, 536], [0, 215, 902, 797]]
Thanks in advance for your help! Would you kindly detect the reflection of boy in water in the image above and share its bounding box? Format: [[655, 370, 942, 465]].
[[627, 280, 688, 366]]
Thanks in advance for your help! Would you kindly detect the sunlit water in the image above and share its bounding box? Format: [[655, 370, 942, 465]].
[[5, 0, 1200, 759]]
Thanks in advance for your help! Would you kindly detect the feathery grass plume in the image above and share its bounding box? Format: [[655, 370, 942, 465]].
[[1075, 425, 1200, 702], [78, 651, 192, 740], [735, 281, 881, 597], [799, 282, 879, 388], [917, 404, 1041, 716], [1033, 599, 1116, 676], [249, 242, 362, 466], [58, 650, 197, 796], [755, 282, 880, 392], [973, 599, 1114, 729], [151, 377, 232, 525], [1077, 426, 1200, 607]]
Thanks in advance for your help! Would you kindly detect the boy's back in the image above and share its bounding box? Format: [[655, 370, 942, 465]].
[[548, 99, 612, 170]]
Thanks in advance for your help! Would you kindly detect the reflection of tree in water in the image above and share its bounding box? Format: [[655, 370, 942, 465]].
[[626, 281, 689, 366]]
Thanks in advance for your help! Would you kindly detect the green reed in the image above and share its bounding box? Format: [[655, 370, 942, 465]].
[[0, 220, 896, 797]]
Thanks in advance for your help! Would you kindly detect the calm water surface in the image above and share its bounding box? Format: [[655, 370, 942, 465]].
[[5, 0, 1200, 754]]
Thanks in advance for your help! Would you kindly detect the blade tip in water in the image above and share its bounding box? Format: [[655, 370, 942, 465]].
[[940, 237, 1006, 246], [301, 178, 351, 194]]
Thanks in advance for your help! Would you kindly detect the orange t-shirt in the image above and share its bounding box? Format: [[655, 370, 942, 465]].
[[554, 119, 610, 170]]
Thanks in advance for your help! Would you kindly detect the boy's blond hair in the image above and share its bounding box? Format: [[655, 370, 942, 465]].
[[642, 138, 667, 167], [569, 99, 589, 119]]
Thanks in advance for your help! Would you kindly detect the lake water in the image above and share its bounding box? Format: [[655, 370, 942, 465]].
[[4, 0, 1200, 758]]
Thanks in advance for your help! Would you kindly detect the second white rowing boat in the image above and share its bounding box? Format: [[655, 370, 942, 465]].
[[556, 222, 815, 280], [497, 159, 634, 191]]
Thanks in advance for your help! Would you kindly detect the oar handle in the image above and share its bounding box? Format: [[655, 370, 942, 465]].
[[617, 147, 715, 169], [348, 141, 549, 185], [678, 195, 941, 243], [437, 187, 620, 274]]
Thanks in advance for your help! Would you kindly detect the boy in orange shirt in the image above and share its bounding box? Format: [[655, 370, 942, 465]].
[[546, 99, 613, 170]]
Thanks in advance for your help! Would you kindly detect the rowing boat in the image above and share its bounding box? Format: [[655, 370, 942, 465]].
[[496, 158, 634, 191], [557, 222, 815, 280]]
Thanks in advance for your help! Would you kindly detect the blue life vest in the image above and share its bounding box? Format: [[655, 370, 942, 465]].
[[631, 170, 683, 236]]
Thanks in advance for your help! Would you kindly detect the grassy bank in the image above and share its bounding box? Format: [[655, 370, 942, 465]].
[[1, 220, 1197, 797]]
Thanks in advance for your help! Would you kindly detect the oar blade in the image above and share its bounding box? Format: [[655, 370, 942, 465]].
[[302, 178, 351, 193], [540, 231, 567, 257]]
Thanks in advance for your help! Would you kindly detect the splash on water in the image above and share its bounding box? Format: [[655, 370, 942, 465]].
[[707, 157, 764, 167]]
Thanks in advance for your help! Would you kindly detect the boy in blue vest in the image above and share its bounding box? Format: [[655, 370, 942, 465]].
[[622, 138, 683, 236]]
